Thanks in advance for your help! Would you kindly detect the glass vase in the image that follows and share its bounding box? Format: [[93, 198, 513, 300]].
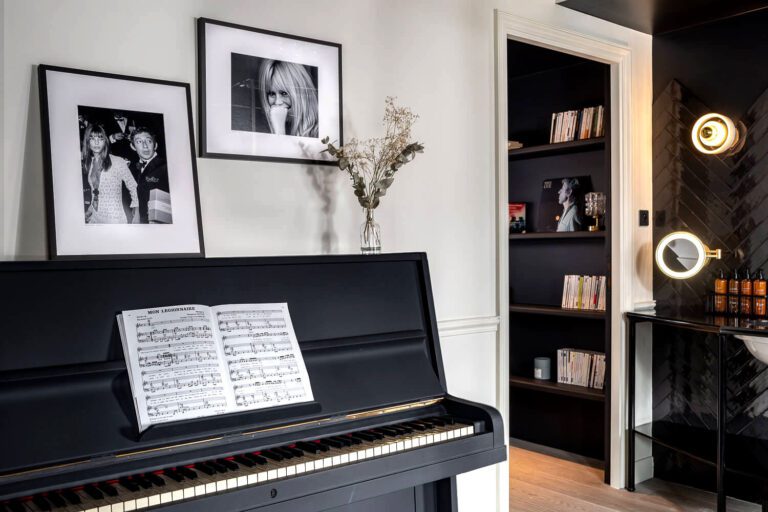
[[360, 208, 381, 255]]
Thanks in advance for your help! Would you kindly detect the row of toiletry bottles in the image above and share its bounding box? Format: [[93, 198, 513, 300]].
[[714, 269, 767, 317]]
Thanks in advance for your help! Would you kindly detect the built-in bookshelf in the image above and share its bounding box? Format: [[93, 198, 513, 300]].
[[506, 39, 611, 474]]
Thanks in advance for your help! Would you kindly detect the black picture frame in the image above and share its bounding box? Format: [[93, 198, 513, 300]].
[[197, 17, 343, 165], [38, 64, 205, 260]]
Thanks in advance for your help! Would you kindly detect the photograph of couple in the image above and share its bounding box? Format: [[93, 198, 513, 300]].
[[78, 105, 172, 225]]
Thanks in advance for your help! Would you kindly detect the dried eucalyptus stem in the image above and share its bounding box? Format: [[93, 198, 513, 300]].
[[322, 97, 424, 210]]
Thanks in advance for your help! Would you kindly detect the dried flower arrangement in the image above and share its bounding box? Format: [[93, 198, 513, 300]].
[[321, 97, 424, 253]]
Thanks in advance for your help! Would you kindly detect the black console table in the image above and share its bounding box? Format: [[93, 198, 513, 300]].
[[626, 310, 768, 512]]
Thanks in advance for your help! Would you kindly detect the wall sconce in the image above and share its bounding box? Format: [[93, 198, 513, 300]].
[[691, 113, 745, 155], [655, 231, 721, 280]]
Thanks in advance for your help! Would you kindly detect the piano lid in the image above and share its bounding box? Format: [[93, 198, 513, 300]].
[[0, 253, 447, 475]]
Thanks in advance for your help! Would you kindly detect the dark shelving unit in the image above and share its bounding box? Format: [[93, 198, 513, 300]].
[[506, 39, 611, 475], [509, 231, 605, 241], [509, 375, 605, 401], [507, 137, 605, 160], [509, 303, 605, 319]]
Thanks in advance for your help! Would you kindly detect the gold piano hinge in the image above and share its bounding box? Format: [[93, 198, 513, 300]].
[[240, 417, 333, 437], [0, 459, 91, 479], [344, 398, 444, 421]]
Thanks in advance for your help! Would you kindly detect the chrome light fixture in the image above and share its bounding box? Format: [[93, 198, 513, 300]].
[[691, 113, 745, 155], [655, 231, 721, 280]]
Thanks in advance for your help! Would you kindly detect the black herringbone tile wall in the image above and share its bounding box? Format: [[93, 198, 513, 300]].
[[653, 80, 768, 501]]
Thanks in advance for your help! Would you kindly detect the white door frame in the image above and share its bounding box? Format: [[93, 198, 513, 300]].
[[494, 10, 641, 499]]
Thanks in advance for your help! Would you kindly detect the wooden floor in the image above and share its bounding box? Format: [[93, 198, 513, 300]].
[[509, 445, 761, 512]]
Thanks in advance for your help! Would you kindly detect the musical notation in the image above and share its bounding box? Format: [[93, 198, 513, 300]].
[[120, 302, 313, 432]]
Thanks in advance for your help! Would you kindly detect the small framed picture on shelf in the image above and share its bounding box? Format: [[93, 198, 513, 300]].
[[38, 65, 205, 259], [537, 175, 593, 232], [508, 203, 527, 233], [197, 18, 342, 164]]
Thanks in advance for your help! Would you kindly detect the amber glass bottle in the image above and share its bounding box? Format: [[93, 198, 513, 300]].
[[741, 269, 753, 316], [728, 270, 741, 315], [714, 270, 728, 313], [754, 269, 767, 318]]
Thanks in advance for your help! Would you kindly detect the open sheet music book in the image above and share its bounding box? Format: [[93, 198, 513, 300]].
[[117, 303, 314, 432]]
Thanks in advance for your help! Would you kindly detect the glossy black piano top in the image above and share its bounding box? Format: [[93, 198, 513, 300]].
[[0, 254, 506, 509]]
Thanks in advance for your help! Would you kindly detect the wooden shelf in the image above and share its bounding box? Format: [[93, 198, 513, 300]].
[[509, 375, 605, 401], [509, 303, 605, 319], [509, 231, 605, 240], [508, 137, 605, 161]]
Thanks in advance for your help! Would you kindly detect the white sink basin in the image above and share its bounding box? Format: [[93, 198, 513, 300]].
[[736, 335, 768, 364]]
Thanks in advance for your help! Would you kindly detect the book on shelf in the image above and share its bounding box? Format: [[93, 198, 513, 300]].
[[117, 302, 314, 432], [549, 106, 605, 144], [561, 274, 606, 311], [557, 348, 606, 390]]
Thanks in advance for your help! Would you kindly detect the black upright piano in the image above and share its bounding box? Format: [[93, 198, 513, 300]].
[[0, 253, 506, 512]]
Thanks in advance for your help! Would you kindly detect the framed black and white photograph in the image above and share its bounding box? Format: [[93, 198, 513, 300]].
[[537, 175, 593, 233], [198, 18, 342, 164], [39, 65, 204, 259]]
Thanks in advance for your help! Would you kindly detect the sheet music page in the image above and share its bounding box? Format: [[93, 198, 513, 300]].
[[211, 303, 314, 411], [120, 305, 233, 431]]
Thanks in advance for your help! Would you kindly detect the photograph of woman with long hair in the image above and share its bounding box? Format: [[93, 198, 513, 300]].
[[258, 59, 319, 137], [81, 124, 139, 224]]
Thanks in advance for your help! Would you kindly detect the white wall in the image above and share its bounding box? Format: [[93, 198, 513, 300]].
[[1, 1, 651, 510]]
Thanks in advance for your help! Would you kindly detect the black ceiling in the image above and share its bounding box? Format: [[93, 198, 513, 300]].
[[557, 0, 768, 35]]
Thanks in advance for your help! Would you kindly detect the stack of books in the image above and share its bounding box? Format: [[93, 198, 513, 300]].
[[549, 106, 605, 143], [557, 349, 606, 389], [561, 275, 607, 311]]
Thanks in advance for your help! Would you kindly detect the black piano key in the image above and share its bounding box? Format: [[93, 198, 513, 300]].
[[351, 432, 374, 442], [45, 493, 66, 509], [178, 467, 198, 479], [330, 436, 352, 447], [60, 490, 81, 505], [83, 486, 104, 500], [133, 475, 153, 489], [8, 502, 25, 512], [404, 422, 427, 431], [427, 417, 446, 427], [389, 425, 410, 435], [245, 453, 269, 465], [118, 478, 140, 492], [97, 482, 118, 497], [206, 461, 228, 474], [32, 496, 51, 512], [413, 419, 435, 428], [317, 438, 342, 449], [261, 450, 283, 462], [344, 434, 363, 445], [394, 424, 413, 434], [438, 416, 456, 425], [372, 427, 397, 437], [195, 462, 216, 476], [234, 455, 254, 467], [164, 469, 184, 482], [295, 442, 322, 454], [273, 447, 297, 459], [215, 458, 237, 471], [366, 430, 385, 439], [145, 473, 166, 486], [283, 446, 305, 457]]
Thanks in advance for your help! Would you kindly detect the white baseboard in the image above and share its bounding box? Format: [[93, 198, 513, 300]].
[[635, 455, 653, 484]]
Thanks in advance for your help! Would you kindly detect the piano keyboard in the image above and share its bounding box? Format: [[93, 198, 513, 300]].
[[2, 417, 475, 512]]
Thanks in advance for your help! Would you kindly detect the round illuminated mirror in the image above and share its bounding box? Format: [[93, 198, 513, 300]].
[[655, 231, 722, 280]]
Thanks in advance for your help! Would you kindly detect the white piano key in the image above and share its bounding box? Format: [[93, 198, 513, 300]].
[[124, 500, 136, 512], [97, 506, 110, 512], [237, 476, 248, 487], [267, 469, 278, 480], [135, 497, 148, 509], [341, 454, 349, 463], [257, 472, 268, 483], [215, 480, 227, 492], [287, 465, 296, 476], [226, 477, 238, 489], [468, 425, 475, 435], [323, 457, 334, 467], [195, 484, 207, 497], [349, 452, 358, 462], [147, 495, 160, 508], [159, 492, 173, 504], [113, 503, 125, 512], [396, 441, 405, 451], [332, 455, 341, 465], [277, 468, 287, 478], [183, 488, 195, 499], [373, 447, 382, 457], [296, 464, 306, 474], [205, 482, 217, 494], [247, 474, 258, 485]]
